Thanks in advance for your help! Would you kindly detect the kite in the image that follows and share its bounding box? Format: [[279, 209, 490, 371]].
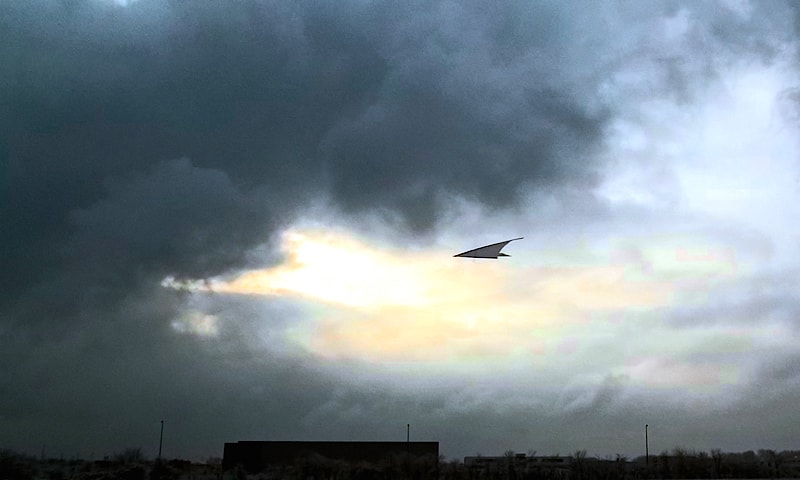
[[454, 237, 523, 259]]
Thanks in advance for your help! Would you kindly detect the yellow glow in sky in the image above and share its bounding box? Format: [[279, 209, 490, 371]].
[[213, 231, 432, 309], [203, 229, 681, 363]]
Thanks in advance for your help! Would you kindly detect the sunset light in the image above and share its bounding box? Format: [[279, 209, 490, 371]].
[[171, 228, 722, 365]]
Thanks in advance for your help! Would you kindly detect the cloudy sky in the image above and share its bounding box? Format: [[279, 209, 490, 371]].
[[3, 0, 800, 462]]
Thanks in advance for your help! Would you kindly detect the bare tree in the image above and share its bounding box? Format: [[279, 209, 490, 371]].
[[658, 450, 671, 480], [696, 450, 710, 479], [114, 447, 146, 465], [611, 454, 627, 480], [710, 449, 723, 479], [671, 446, 688, 479], [573, 449, 588, 480], [758, 449, 779, 479]]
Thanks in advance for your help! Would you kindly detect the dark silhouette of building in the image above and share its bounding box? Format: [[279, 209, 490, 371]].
[[222, 440, 439, 473]]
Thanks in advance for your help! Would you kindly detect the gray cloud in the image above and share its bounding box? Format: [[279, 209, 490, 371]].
[[68, 158, 266, 280]]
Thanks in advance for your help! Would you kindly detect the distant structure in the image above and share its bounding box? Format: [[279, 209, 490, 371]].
[[464, 454, 572, 468], [464, 454, 573, 478], [223, 441, 439, 473]]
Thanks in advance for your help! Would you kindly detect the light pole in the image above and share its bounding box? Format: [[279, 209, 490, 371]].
[[645, 424, 649, 476], [158, 420, 164, 462]]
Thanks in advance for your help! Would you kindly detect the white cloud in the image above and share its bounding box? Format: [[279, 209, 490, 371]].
[[171, 311, 219, 337]]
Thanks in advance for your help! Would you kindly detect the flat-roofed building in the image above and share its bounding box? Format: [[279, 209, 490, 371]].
[[223, 440, 439, 473]]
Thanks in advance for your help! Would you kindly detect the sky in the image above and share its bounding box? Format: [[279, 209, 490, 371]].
[[2, 0, 800, 462]]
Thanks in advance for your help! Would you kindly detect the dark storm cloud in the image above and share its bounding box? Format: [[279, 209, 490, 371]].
[[0, 277, 339, 456], [2, 0, 798, 460], [2, 0, 610, 258], [2, 0, 611, 429], [4, 0, 789, 293], [69, 159, 265, 280], [0, 0, 620, 324], [317, 1, 613, 229]]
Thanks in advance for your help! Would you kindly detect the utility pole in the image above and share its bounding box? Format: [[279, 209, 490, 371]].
[[158, 420, 164, 462], [406, 423, 410, 456], [406, 424, 411, 480], [645, 424, 649, 476]]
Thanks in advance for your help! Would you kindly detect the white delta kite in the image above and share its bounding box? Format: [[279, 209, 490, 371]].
[[453, 237, 523, 259]]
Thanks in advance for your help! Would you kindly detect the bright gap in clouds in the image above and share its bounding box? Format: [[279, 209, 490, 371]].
[[99, 0, 137, 6], [163, 227, 749, 392], [213, 231, 432, 310], [207, 229, 675, 363]]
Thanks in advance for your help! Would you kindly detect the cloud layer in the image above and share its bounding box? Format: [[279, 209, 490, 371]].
[[2, 0, 800, 461]]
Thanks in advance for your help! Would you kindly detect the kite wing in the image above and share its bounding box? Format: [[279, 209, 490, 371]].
[[454, 237, 523, 259]]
